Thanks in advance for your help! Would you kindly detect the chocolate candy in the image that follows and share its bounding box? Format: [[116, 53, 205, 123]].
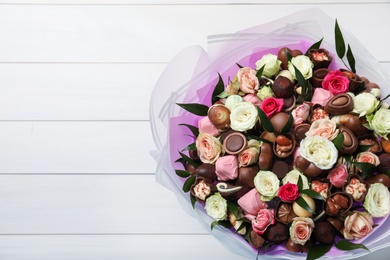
[[309, 68, 330, 88], [325, 192, 352, 216], [207, 104, 231, 131], [272, 160, 290, 179], [223, 132, 247, 155], [294, 155, 323, 177], [312, 220, 336, 244], [339, 126, 358, 155], [270, 112, 290, 134], [274, 134, 295, 158], [196, 163, 217, 182], [250, 230, 265, 248], [285, 238, 310, 253], [293, 123, 310, 144], [308, 49, 333, 70], [216, 182, 244, 200], [341, 69, 363, 94], [367, 173, 390, 190], [324, 93, 354, 115], [272, 76, 294, 98], [258, 142, 274, 170], [265, 222, 289, 244], [276, 201, 297, 224], [236, 165, 259, 188], [378, 153, 390, 173]]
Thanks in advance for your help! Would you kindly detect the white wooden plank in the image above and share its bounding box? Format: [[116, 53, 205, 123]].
[[0, 63, 165, 121], [0, 175, 206, 234], [0, 5, 389, 62], [0, 63, 388, 121], [0, 0, 387, 3], [0, 122, 156, 174]]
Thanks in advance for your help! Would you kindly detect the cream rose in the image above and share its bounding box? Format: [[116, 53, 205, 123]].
[[343, 211, 374, 240], [254, 170, 280, 201], [364, 183, 390, 218], [352, 92, 379, 117], [205, 192, 228, 221], [288, 55, 314, 80], [257, 86, 275, 100], [299, 136, 338, 170], [237, 67, 259, 94], [238, 147, 259, 167], [356, 151, 380, 166], [289, 217, 314, 245], [195, 132, 222, 164], [255, 54, 282, 78], [367, 108, 390, 139], [305, 118, 339, 141], [282, 169, 310, 190], [225, 94, 243, 111], [230, 101, 258, 132]]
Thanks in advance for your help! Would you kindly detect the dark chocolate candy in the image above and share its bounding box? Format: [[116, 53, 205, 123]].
[[293, 123, 310, 145], [324, 93, 354, 115], [308, 49, 333, 70], [265, 222, 289, 244], [196, 163, 216, 182], [236, 165, 259, 188], [216, 182, 243, 200], [272, 160, 290, 179], [312, 220, 336, 245], [272, 76, 294, 98]]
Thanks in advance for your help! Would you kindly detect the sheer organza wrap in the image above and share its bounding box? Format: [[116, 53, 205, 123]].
[[150, 8, 390, 259]]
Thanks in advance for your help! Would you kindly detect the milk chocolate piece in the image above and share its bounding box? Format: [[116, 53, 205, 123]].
[[285, 239, 310, 253], [367, 173, 390, 190], [359, 134, 382, 154], [265, 222, 289, 244], [294, 156, 323, 177], [324, 93, 354, 115], [341, 69, 363, 94], [276, 201, 297, 224], [236, 165, 259, 188], [283, 95, 296, 112], [339, 126, 358, 155], [308, 49, 333, 70], [378, 153, 390, 173], [272, 76, 294, 98], [196, 163, 216, 181], [223, 132, 247, 155], [293, 123, 310, 145], [270, 112, 290, 134], [258, 142, 274, 170], [274, 133, 295, 158], [310, 68, 330, 88], [207, 104, 231, 131], [272, 160, 290, 179]]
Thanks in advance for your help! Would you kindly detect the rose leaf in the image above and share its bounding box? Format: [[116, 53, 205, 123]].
[[236, 63, 244, 69], [280, 113, 294, 134], [346, 44, 356, 73], [306, 244, 332, 260], [351, 161, 376, 179], [181, 142, 196, 152], [178, 151, 201, 168], [211, 220, 232, 230], [335, 240, 369, 252], [212, 73, 225, 104], [335, 19, 346, 59], [182, 174, 196, 193], [357, 144, 374, 153], [257, 107, 275, 133], [175, 170, 191, 178], [305, 37, 324, 56], [301, 189, 324, 201], [176, 103, 209, 116], [292, 64, 308, 89], [333, 132, 345, 150], [227, 201, 240, 218], [256, 64, 266, 83], [297, 175, 303, 191], [178, 123, 199, 137], [296, 196, 314, 214]]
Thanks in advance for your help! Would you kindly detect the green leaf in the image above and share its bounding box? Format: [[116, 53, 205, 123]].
[[352, 161, 376, 179], [217, 91, 228, 99], [236, 63, 244, 69], [175, 170, 191, 178], [179, 123, 199, 137], [280, 114, 293, 134], [190, 193, 197, 209], [235, 221, 247, 234], [306, 244, 332, 260], [296, 196, 314, 214], [305, 37, 324, 56], [357, 144, 374, 153], [176, 103, 209, 116], [346, 44, 356, 73], [212, 73, 225, 104], [211, 220, 232, 230], [385, 169, 390, 178], [355, 81, 365, 95], [335, 19, 346, 59], [297, 175, 303, 191], [333, 132, 345, 150], [301, 189, 324, 201], [181, 142, 196, 152], [257, 107, 274, 133], [256, 64, 265, 83], [227, 201, 240, 218], [292, 64, 308, 89], [335, 240, 369, 252], [178, 151, 201, 168], [182, 174, 196, 193], [286, 48, 293, 62]]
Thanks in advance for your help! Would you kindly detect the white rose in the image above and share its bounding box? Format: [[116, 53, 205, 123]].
[[230, 101, 258, 132], [205, 192, 228, 221], [371, 88, 381, 98], [282, 169, 310, 190], [257, 86, 275, 100], [255, 54, 282, 78], [352, 92, 379, 117], [254, 170, 280, 201], [299, 136, 338, 170], [288, 55, 314, 80], [364, 183, 390, 218], [366, 108, 390, 139], [225, 94, 243, 111]]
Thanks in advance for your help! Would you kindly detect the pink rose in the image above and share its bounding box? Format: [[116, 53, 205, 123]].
[[195, 132, 223, 164], [260, 97, 284, 118], [237, 188, 268, 218], [238, 147, 259, 168], [291, 102, 311, 125], [251, 209, 275, 235], [278, 182, 300, 202], [311, 88, 334, 107], [343, 211, 374, 240], [289, 217, 314, 245], [237, 67, 259, 94], [305, 118, 339, 141], [198, 117, 220, 137], [356, 151, 380, 166], [243, 94, 262, 108], [328, 164, 349, 188], [322, 70, 350, 95]]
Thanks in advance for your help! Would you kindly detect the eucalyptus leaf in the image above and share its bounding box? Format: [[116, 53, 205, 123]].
[[280, 114, 294, 134], [227, 201, 240, 218], [190, 193, 197, 209], [333, 133, 345, 150], [346, 44, 356, 73], [305, 37, 324, 56], [335, 19, 346, 59], [179, 123, 199, 137], [181, 142, 196, 152], [182, 174, 196, 193], [306, 244, 332, 260], [175, 170, 191, 178], [256, 64, 266, 83], [296, 195, 314, 214], [335, 240, 369, 252], [257, 107, 274, 133], [176, 103, 209, 116], [178, 151, 201, 168], [212, 73, 225, 104], [301, 189, 324, 201]]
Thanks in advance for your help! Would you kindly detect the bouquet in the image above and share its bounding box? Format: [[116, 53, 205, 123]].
[[150, 8, 390, 260]]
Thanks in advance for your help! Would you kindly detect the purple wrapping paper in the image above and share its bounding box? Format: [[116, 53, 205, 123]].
[[150, 8, 390, 260]]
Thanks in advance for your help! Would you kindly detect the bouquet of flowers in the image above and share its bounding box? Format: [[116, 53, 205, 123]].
[[150, 8, 390, 260]]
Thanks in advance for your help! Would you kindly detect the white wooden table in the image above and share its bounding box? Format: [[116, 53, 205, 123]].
[[0, 1, 389, 259]]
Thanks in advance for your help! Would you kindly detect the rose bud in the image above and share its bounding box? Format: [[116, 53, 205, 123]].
[[289, 217, 314, 246], [207, 104, 231, 131], [278, 182, 300, 203], [327, 164, 349, 188], [343, 211, 374, 240], [251, 208, 276, 235], [312, 220, 336, 245]]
